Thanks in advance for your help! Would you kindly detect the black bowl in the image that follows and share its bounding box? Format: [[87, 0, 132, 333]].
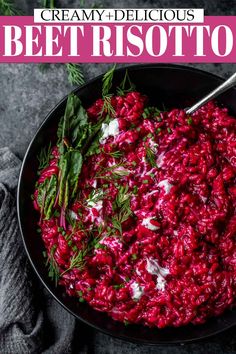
[[17, 64, 236, 345]]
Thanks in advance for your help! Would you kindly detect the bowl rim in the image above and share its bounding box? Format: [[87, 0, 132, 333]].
[[17, 63, 236, 346]]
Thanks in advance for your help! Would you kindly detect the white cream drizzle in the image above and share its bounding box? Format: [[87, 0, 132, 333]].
[[146, 258, 169, 291], [100, 119, 119, 143], [130, 281, 144, 300], [157, 179, 173, 194], [156, 152, 165, 167], [68, 210, 78, 220], [142, 217, 159, 231], [100, 236, 122, 251]]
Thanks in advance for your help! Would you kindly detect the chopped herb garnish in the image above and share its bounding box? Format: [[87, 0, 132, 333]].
[[167, 127, 172, 134], [113, 284, 124, 289], [142, 179, 149, 184], [133, 186, 138, 195], [94, 243, 106, 250], [187, 117, 193, 125], [131, 253, 138, 260], [142, 112, 147, 119]]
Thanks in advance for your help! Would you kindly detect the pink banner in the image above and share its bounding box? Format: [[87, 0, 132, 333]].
[[0, 16, 235, 62]]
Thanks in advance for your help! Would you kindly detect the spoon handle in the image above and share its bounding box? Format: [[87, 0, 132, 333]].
[[186, 72, 236, 115]]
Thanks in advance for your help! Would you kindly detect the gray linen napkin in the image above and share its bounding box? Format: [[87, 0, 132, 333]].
[[0, 148, 76, 354]]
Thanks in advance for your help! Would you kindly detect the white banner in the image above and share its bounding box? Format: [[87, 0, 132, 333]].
[[34, 8, 204, 23]]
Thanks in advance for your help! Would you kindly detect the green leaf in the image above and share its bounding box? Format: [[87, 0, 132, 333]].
[[58, 153, 69, 207], [37, 142, 52, 170], [37, 175, 58, 220], [44, 175, 57, 219], [58, 94, 90, 150], [58, 150, 82, 208], [67, 150, 83, 199]]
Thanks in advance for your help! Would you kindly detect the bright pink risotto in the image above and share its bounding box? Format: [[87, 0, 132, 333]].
[[34, 91, 236, 328]]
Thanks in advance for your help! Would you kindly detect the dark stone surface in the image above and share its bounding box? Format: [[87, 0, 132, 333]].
[[1, 0, 236, 353]]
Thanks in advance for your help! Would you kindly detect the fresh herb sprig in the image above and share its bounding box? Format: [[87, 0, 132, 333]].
[[100, 94, 116, 118], [112, 185, 133, 235], [87, 188, 107, 205], [117, 69, 136, 96], [145, 146, 157, 168], [61, 227, 104, 275], [0, 0, 21, 15], [66, 63, 85, 86], [102, 64, 116, 97], [46, 245, 60, 285]]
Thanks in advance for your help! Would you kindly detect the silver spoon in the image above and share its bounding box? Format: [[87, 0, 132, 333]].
[[186, 72, 236, 115]]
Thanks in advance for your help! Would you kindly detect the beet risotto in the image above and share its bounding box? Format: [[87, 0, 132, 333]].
[[33, 83, 236, 328]]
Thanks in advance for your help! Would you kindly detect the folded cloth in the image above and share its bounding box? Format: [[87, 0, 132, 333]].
[[0, 148, 76, 354]]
